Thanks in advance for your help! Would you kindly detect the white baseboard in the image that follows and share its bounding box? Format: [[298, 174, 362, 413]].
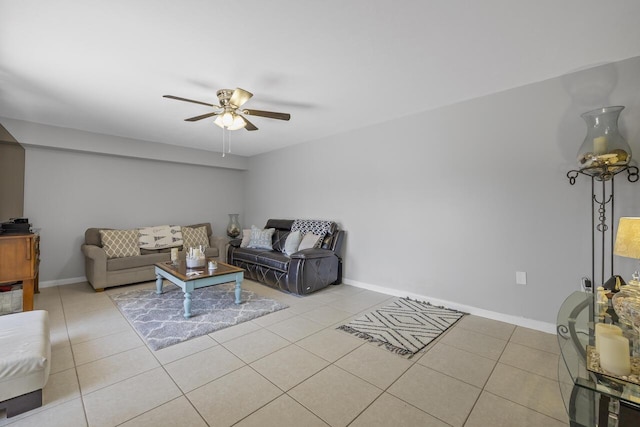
[[38, 275, 556, 334], [39, 276, 87, 288], [342, 278, 557, 335]]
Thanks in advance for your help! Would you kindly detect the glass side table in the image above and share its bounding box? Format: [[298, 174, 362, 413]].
[[557, 291, 640, 426]]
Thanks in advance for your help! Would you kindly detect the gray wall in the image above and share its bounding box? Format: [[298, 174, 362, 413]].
[[0, 125, 25, 221], [24, 147, 244, 283], [10, 57, 640, 327], [245, 57, 640, 325]]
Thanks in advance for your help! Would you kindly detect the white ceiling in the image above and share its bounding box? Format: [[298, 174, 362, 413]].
[[2, 0, 640, 157]]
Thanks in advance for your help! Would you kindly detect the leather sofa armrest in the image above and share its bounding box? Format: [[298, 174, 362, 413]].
[[290, 248, 336, 260], [288, 249, 340, 294], [209, 235, 229, 263]]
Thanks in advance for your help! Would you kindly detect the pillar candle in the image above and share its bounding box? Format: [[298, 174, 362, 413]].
[[593, 136, 607, 155], [595, 323, 622, 354], [599, 334, 631, 376], [171, 247, 178, 262]]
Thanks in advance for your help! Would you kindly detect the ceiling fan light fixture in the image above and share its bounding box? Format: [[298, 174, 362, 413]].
[[227, 115, 247, 130], [214, 112, 246, 130], [213, 115, 225, 129], [221, 111, 234, 127]]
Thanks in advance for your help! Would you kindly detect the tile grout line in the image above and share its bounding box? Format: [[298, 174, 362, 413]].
[[25, 282, 567, 427], [458, 321, 516, 426]]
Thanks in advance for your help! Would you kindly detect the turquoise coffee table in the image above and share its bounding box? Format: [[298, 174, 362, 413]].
[[155, 260, 244, 319]]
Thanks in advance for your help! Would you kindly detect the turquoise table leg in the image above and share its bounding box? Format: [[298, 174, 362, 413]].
[[156, 274, 163, 294], [235, 274, 242, 304], [183, 292, 192, 318]]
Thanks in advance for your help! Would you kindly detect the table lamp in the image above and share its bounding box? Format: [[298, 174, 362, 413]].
[[614, 217, 640, 285]]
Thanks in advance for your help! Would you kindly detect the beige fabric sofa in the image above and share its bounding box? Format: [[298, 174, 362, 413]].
[[81, 223, 227, 291]]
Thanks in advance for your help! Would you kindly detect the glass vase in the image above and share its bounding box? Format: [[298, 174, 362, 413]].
[[577, 106, 632, 180], [226, 213, 241, 238]]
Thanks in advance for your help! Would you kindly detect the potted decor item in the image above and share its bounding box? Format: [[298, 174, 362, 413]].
[[186, 246, 206, 268], [577, 106, 632, 179], [227, 214, 241, 238]]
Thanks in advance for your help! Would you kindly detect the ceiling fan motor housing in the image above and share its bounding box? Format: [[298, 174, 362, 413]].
[[216, 89, 234, 107]]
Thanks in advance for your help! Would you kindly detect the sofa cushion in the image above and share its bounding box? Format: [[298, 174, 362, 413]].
[[255, 251, 290, 272], [138, 225, 183, 249], [107, 252, 169, 271], [247, 226, 275, 250], [182, 226, 210, 249], [99, 229, 141, 258], [232, 248, 262, 264], [232, 248, 290, 272], [140, 247, 172, 255]]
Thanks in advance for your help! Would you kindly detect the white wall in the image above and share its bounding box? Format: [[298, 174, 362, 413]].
[[24, 146, 245, 283], [245, 57, 640, 325]]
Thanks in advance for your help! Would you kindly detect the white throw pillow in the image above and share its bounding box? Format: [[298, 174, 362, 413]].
[[297, 233, 323, 251], [283, 231, 302, 255], [240, 229, 251, 248]]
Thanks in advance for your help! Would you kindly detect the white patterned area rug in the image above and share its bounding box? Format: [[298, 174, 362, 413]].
[[337, 298, 465, 357], [110, 283, 288, 351]]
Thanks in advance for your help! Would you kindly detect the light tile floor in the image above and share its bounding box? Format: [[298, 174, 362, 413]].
[[0, 280, 569, 427]]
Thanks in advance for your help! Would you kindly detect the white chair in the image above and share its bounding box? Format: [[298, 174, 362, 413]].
[[0, 310, 51, 418]]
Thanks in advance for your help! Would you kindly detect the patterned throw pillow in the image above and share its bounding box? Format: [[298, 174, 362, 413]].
[[291, 219, 333, 238], [100, 229, 140, 259], [138, 225, 183, 249], [181, 226, 210, 249], [291, 219, 333, 249], [247, 226, 275, 249]]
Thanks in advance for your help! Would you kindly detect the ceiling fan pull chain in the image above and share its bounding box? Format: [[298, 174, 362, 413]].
[[221, 128, 227, 157]]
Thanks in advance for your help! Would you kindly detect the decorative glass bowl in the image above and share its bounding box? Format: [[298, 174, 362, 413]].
[[186, 257, 205, 268], [577, 106, 632, 180], [185, 246, 206, 268], [612, 283, 640, 327]]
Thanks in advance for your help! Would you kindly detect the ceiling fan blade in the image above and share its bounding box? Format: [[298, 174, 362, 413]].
[[229, 88, 253, 108], [241, 115, 258, 131], [185, 112, 219, 122], [163, 95, 215, 107], [242, 109, 291, 121]]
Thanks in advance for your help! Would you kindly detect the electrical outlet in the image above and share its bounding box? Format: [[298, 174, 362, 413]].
[[516, 271, 527, 285]]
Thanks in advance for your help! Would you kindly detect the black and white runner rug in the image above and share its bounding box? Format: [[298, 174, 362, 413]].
[[337, 297, 465, 357]]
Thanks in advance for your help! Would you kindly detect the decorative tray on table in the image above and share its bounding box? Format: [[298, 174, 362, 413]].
[[586, 345, 640, 386]]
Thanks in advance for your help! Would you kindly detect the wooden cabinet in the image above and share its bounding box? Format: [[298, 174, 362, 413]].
[[0, 233, 39, 311]]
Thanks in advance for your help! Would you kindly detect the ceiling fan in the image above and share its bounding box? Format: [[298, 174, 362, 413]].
[[163, 88, 291, 131]]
